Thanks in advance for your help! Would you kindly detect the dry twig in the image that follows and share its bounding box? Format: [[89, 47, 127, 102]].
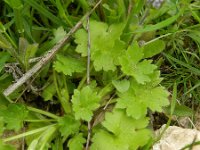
[[86, 17, 91, 85], [3, 0, 103, 97], [85, 16, 91, 150]]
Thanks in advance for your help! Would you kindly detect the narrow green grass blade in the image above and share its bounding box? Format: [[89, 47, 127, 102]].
[[3, 124, 57, 142], [24, 0, 66, 27], [24, 43, 38, 70], [170, 82, 177, 115], [134, 11, 182, 33], [163, 53, 200, 75], [13, 8, 24, 34], [184, 82, 200, 95], [27, 106, 59, 119], [190, 10, 200, 24], [4, 0, 24, 34], [53, 71, 71, 114], [4, 0, 23, 9], [188, 30, 200, 44], [0, 33, 12, 49], [55, 0, 73, 27], [79, 0, 90, 12], [0, 51, 10, 72], [0, 22, 6, 32], [37, 125, 58, 150], [133, 0, 145, 14]]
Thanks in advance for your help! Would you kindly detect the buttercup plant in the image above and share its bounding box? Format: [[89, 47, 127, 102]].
[[0, 0, 194, 149]]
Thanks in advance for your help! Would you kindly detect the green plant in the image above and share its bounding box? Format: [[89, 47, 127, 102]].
[[0, 0, 196, 149], [159, 0, 200, 107]]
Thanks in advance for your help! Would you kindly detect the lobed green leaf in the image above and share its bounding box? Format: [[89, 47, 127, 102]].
[[91, 109, 151, 150], [119, 42, 157, 84], [75, 20, 125, 71], [112, 79, 130, 93], [72, 86, 101, 121], [0, 104, 28, 131], [68, 133, 86, 150], [58, 115, 80, 138], [116, 79, 169, 119], [53, 54, 86, 76]]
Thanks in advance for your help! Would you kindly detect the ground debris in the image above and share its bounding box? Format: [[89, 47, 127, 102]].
[[153, 125, 200, 150]]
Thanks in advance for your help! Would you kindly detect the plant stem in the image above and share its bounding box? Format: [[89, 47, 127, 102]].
[[144, 33, 173, 46], [27, 106, 60, 119], [77, 73, 87, 90], [155, 116, 172, 143], [4, 32, 17, 49], [24, 119, 56, 122], [53, 70, 71, 113], [3, 124, 57, 142], [85, 122, 91, 150], [86, 17, 91, 85]]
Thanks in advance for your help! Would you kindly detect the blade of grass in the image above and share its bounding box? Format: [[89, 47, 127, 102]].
[[24, 119, 56, 122], [4, 0, 24, 35], [37, 125, 58, 150], [24, 0, 67, 27], [163, 52, 200, 76], [53, 70, 71, 114], [171, 82, 177, 115], [184, 81, 200, 95], [155, 83, 177, 142], [0, 22, 17, 48], [3, 0, 103, 97], [55, 0, 73, 27], [13, 8, 24, 35], [27, 106, 60, 119], [134, 10, 183, 33], [190, 9, 200, 24], [133, 0, 145, 14], [3, 124, 57, 142], [0, 33, 24, 67], [79, 0, 90, 12]]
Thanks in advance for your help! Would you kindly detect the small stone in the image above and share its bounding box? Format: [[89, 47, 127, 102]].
[[153, 125, 200, 150]]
